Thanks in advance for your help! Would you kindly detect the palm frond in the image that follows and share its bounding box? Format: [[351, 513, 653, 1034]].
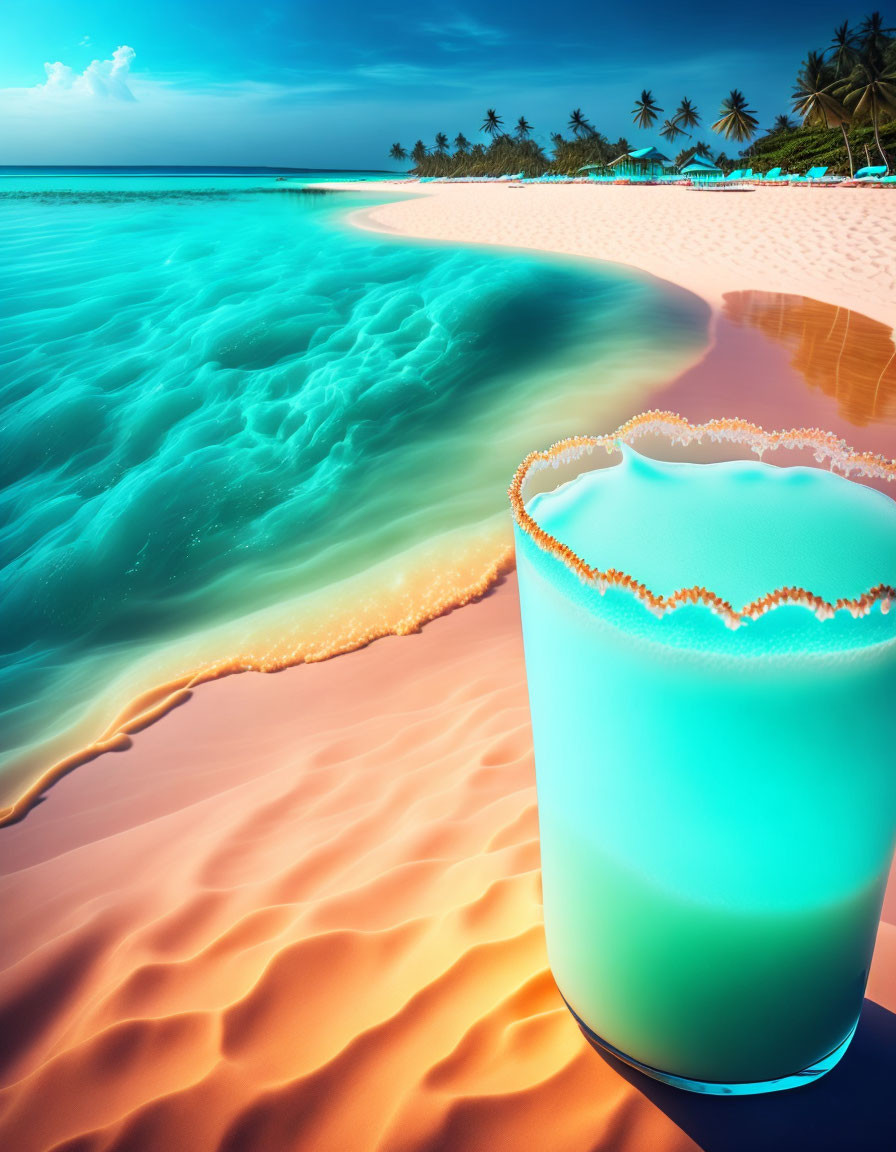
[[631, 89, 662, 130], [711, 89, 759, 142], [480, 109, 503, 137]]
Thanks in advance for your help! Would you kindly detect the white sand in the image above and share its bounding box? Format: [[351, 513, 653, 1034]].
[[342, 182, 896, 328]]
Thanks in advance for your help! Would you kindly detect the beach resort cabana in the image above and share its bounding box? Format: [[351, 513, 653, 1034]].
[[679, 154, 723, 183], [608, 146, 669, 181]]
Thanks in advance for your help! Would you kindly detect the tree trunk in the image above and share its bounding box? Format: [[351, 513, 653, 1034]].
[[873, 114, 890, 171], [839, 123, 855, 177]]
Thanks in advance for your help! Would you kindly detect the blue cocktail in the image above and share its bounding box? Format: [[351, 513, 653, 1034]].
[[511, 413, 896, 1094]]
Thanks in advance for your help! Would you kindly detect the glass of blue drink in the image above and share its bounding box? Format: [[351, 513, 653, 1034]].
[[510, 412, 896, 1095]]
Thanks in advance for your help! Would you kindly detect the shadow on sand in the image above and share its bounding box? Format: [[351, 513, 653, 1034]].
[[593, 998, 896, 1152]]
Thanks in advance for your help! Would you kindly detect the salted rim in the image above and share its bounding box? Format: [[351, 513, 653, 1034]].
[[508, 411, 896, 631]]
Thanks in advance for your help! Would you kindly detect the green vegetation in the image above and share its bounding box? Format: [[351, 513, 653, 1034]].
[[791, 50, 856, 173], [394, 12, 896, 178], [751, 13, 896, 176], [745, 120, 896, 174]]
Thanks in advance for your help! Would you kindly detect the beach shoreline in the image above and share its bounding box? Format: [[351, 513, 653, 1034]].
[[7, 179, 896, 829], [340, 180, 896, 328], [7, 179, 896, 827]]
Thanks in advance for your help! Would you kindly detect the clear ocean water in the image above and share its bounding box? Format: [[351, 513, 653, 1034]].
[[0, 169, 707, 804]]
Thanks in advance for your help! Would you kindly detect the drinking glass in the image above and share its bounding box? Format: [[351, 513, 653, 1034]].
[[510, 412, 896, 1095]]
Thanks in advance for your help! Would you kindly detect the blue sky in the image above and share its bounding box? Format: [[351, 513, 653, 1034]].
[[0, 2, 884, 167]]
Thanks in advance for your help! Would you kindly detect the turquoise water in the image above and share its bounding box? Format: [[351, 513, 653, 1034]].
[[0, 172, 705, 804], [515, 451, 896, 1088]]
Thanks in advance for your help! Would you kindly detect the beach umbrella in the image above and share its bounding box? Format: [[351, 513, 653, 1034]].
[[679, 156, 722, 174]]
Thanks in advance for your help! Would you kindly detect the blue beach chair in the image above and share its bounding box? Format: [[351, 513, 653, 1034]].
[[833, 165, 884, 186]]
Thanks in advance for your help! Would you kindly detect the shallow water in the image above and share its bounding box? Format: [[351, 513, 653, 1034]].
[[0, 172, 707, 806]]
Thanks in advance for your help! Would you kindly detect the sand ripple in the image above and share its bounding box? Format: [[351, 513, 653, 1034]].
[[0, 582, 683, 1151], [1, 580, 894, 1151]]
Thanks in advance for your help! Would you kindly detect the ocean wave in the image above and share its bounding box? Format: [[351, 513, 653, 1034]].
[[0, 179, 708, 814]]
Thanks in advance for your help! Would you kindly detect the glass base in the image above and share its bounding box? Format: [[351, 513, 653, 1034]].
[[565, 998, 858, 1096]]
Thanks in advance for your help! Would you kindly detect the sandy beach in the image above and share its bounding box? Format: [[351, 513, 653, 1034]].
[[3, 184, 896, 1152], [352, 182, 896, 328]]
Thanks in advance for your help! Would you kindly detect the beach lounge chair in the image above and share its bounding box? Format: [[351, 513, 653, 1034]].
[[762, 167, 783, 181], [787, 166, 841, 185], [724, 169, 745, 181], [842, 165, 888, 185]]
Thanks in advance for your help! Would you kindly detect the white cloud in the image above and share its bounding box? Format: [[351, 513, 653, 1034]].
[[354, 63, 465, 87], [0, 41, 794, 169], [40, 45, 136, 101], [79, 36, 91, 47], [420, 16, 508, 49]]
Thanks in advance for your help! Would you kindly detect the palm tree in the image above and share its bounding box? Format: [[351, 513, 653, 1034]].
[[612, 136, 632, 157], [568, 108, 592, 137], [711, 89, 759, 142], [550, 131, 564, 147], [771, 113, 796, 132], [860, 11, 895, 63], [838, 50, 896, 168], [481, 109, 503, 138], [793, 51, 855, 175], [632, 90, 662, 130], [434, 133, 449, 154], [829, 21, 861, 77], [411, 140, 427, 164], [674, 139, 715, 168], [829, 22, 863, 177], [659, 118, 685, 143], [453, 133, 470, 154], [672, 97, 700, 134], [516, 116, 533, 140], [389, 143, 407, 162]]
